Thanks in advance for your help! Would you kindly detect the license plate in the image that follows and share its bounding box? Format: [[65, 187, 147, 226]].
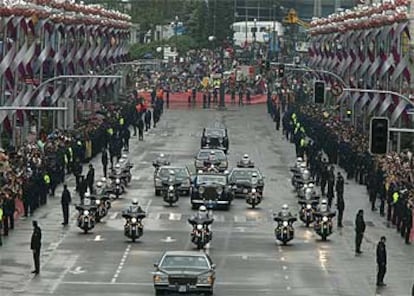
[[178, 285, 187, 292], [243, 189, 248, 193]]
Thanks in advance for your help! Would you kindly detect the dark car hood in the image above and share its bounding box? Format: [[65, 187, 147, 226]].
[[160, 268, 210, 276]]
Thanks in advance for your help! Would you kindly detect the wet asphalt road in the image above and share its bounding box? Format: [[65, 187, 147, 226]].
[[1, 104, 413, 296]]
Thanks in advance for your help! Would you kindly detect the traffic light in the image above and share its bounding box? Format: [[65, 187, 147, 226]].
[[370, 117, 389, 154], [278, 64, 285, 78], [313, 81, 325, 104]]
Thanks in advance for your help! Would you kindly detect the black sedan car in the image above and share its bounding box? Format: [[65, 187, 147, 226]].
[[153, 251, 216, 295], [191, 172, 233, 210], [153, 166, 192, 196], [194, 149, 228, 172], [201, 127, 229, 153], [228, 167, 265, 197]]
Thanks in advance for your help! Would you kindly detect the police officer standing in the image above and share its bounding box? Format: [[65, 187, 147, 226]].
[[376, 236, 387, 286], [30, 220, 42, 275], [61, 184, 71, 226], [355, 209, 365, 254], [0, 204, 3, 246], [144, 109, 151, 131], [86, 164, 95, 194], [101, 148, 108, 178]]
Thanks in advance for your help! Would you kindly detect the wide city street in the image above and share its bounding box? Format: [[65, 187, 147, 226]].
[[1, 105, 413, 296]]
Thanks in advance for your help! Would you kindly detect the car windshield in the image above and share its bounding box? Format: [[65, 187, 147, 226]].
[[160, 255, 209, 269], [197, 150, 226, 160], [230, 169, 261, 179], [205, 129, 225, 137], [197, 175, 227, 185], [158, 168, 189, 178]]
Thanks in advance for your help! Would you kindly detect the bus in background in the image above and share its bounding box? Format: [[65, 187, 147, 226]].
[[232, 21, 284, 48]]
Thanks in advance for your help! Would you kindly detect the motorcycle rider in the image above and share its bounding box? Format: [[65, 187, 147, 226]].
[[188, 205, 214, 241], [153, 153, 170, 169], [274, 204, 296, 222], [315, 199, 336, 221], [122, 199, 146, 218], [207, 164, 219, 173], [238, 154, 254, 167]]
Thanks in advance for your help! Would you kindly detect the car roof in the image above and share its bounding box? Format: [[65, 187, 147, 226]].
[[162, 251, 207, 257]]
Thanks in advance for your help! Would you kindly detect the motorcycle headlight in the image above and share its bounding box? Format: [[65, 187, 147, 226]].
[[199, 187, 205, 194], [169, 185, 174, 191], [116, 178, 121, 184], [251, 188, 257, 193], [131, 217, 137, 223], [83, 210, 89, 216], [282, 221, 289, 227], [95, 200, 101, 205], [217, 187, 223, 194], [196, 224, 203, 230], [322, 216, 328, 222], [306, 204, 312, 209]]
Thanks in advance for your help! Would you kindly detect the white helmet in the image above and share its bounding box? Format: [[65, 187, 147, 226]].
[[132, 199, 138, 205], [308, 183, 314, 188], [303, 169, 310, 181], [321, 199, 328, 205], [160, 153, 165, 158], [210, 151, 215, 155], [199, 205, 207, 215], [282, 204, 289, 211], [122, 154, 128, 158], [305, 188, 312, 199], [101, 177, 106, 182], [197, 170, 203, 174], [297, 157, 303, 162], [85, 192, 90, 198], [115, 164, 121, 169], [300, 163, 307, 168], [243, 154, 249, 159], [252, 172, 258, 178], [96, 181, 103, 188]]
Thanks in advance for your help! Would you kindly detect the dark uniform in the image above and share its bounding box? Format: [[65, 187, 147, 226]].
[[355, 210, 365, 254], [61, 185, 71, 225], [30, 221, 42, 274], [376, 237, 387, 286]]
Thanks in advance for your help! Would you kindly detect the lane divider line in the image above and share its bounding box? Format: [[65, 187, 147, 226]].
[[111, 244, 131, 284]]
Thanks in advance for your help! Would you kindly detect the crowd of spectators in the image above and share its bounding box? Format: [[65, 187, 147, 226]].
[[286, 103, 414, 243], [0, 97, 139, 244]]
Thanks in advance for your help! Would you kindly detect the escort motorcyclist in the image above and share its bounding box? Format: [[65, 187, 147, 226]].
[[188, 206, 214, 237], [122, 199, 146, 218], [237, 154, 254, 167], [153, 153, 170, 169], [274, 204, 297, 223]]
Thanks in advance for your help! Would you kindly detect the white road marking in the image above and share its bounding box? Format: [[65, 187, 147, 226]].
[[144, 199, 152, 213], [111, 244, 131, 283], [69, 266, 86, 275], [234, 215, 247, 223], [49, 255, 78, 293], [169, 213, 182, 221], [160, 236, 176, 243], [241, 255, 248, 260], [94, 235, 104, 241]]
